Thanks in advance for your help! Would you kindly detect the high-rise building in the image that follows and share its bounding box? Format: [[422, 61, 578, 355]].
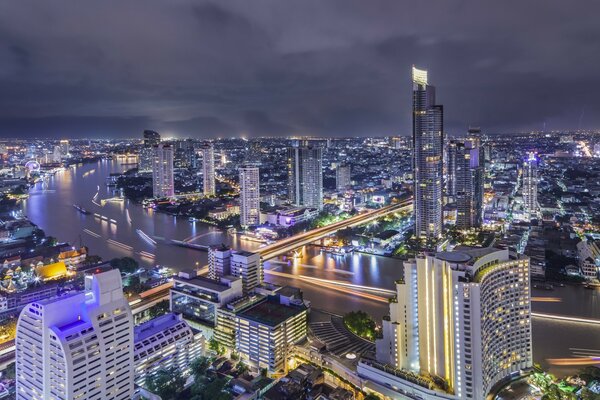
[[152, 144, 174, 198], [140, 130, 161, 172], [15, 269, 135, 400], [208, 244, 232, 280], [372, 248, 532, 399], [412, 66, 444, 240], [523, 152, 539, 217], [133, 313, 204, 388], [336, 164, 351, 191], [59, 140, 69, 158], [448, 130, 484, 229], [231, 251, 262, 294], [216, 293, 308, 374], [174, 138, 197, 169], [239, 165, 260, 227], [287, 144, 323, 210], [201, 142, 216, 196]]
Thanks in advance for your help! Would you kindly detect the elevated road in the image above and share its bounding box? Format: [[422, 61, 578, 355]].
[[257, 198, 413, 261]]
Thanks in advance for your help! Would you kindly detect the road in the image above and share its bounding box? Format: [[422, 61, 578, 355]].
[[257, 198, 413, 260]]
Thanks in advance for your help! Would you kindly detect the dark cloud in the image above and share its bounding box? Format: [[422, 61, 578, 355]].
[[0, 0, 599, 138]]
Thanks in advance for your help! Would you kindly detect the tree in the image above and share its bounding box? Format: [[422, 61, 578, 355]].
[[190, 356, 211, 382], [236, 361, 249, 375], [364, 394, 381, 400], [109, 257, 139, 274], [208, 337, 225, 355], [148, 299, 170, 319], [343, 311, 378, 341], [145, 366, 186, 400]]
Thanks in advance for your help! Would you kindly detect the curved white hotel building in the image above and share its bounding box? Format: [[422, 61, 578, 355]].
[[363, 247, 532, 400]]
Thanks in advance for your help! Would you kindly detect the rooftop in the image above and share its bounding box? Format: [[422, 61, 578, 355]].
[[174, 274, 238, 292], [238, 299, 306, 327], [134, 312, 185, 342]]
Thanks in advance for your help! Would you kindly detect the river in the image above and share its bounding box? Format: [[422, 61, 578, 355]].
[[21, 159, 600, 375]]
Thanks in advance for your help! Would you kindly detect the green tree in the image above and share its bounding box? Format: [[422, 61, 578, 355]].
[[190, 356, 211, 382], [364, 394, 381, 400], [208, 338, 225, 355], [109, 257, 139, 274], [236, 361, 249, 375], [343, 311, 377, 341], [148, 299, 170, 319], [145, 366, 186, 400]]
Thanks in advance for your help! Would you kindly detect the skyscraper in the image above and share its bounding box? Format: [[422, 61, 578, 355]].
[[373, 248, 532, 399], [16, 269, 135, 400], [239, 164, 260, 227], [152, 144, 174, 198], [412, 66, 444, 240], [140, 130, 161, 172], [287, 144, 323, 210], [336, 164, 351, 191], [448, 130, 484, 229], [523, 152, 539, 217], [201, 142, 216, 196]]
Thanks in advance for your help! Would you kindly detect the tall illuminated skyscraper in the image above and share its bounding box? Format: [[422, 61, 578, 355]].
[[140, 130, 161, 171], [373, 248, 532, 399], [448, 129, 484, 229], [412, 66, 443, 240], [239, 164, 260, 227], [201, 142, 216, 196], [523, 152, 539, 217], [15, 270, 135, 400], [287, 144, 323, 210], [152, 144, 174, 198]]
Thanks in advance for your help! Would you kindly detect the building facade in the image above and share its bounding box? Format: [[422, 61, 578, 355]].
[[139, 130, 161, 172], [239, 165, 260, 227], [375, 248, 532, 399], [133, 313, 204, 387], [336, 164, 351, 191], [523, 152, 539, 217], [201, 142, 216, 196], [448, 132, 484, 229], [287, 145, 323, 210], [15, 269, 135, 400], [152, 144, 174, 198], [412, 66, 444, 240], [208, 245, 232, 280], [231, 251, 262, 295]]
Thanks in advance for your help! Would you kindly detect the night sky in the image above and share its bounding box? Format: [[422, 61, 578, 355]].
[[1, 0, 599, 139]]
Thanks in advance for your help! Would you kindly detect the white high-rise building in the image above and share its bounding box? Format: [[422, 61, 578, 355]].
[[231, 251, 262, 295], [208, 244, 232, 280], [15, 269, 135, 400], [239, 165, 260, 227], [523, 152, 539, 217], [371, 248, 532, 399], [152, 144, 174, 198], [201, 143, 216, 196]]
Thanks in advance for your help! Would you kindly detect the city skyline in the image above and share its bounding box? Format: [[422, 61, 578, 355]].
[[2, 1, 600, 139]]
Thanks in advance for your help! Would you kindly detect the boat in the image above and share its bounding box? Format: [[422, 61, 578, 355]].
[[73, 204, 91, 215]]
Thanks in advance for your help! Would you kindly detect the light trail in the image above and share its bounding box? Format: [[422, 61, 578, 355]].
[[136, 229, 157, 246], [531, 297, 562, 303], [547, 358, 600, 366], [126, 209, 132, 224], [531, 312, 600, 325], [138, 251, 156, 259], [183, 231, 216, 243], [107, 239, 133, 251], [92, 200, 103, 207], [265, 269, 394, 298], [83, 229, 101, 238]]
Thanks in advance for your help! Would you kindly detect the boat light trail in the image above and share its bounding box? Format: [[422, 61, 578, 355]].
[[136, 229, 157, 246], [83, 229, 101, 238], [107, 239, 133, 251], [532, 312, 600, 325]]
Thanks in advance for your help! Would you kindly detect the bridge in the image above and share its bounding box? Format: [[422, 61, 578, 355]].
[[256, 198, 413, 261]]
